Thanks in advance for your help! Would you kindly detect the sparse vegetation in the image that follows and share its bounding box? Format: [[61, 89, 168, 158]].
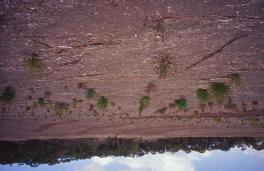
[[249, 118, 263, 127], [24, 54, 45, 72], [196, 88, 209, 103], [64, 85, 68, 90], [139, 96, 150, 115], [155, 107, 167, 114], [0, 86, 16, 103], [46, 99, 53, 105], [72, 98, 80, 108], [44, 91, 51, 97], [97, 96, 108, 110], [168, 103, 175, 108], [230, 73, 242, 87], [145, 82, 157, 93], [89, 104, 94, 111], [194, 110, 199, 115], [199, 103, 206, 112], [208, 101, 213, 109], [25, 106, 31, 112], [86, 88, 96, 99], [55, 102, 69, 116], [242, 102, 247, 112], [252, 101, 258, 106], [174, 98, 187, 110], [110, 101, 116, 106], [213, 117, 221, 124], [151, 17, 164, 33], [224, 97, 236, 110], [155, 54, 171, 78], [78, 83, 86, 89], [210, 82, 230, 103]]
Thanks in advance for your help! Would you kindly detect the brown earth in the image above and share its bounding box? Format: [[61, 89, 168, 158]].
[[0, 0, 264, 141]]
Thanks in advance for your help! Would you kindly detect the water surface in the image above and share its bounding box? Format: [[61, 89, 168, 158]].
[[0, 138, 263, 171]]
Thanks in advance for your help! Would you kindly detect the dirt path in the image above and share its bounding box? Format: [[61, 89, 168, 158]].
[[0, 0, 264, 140]]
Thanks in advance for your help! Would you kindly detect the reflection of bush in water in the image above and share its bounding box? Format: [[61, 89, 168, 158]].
[[0, 137, 263, 167]]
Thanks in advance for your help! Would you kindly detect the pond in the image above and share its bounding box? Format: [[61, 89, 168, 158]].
[[0, 138, 264, 171]]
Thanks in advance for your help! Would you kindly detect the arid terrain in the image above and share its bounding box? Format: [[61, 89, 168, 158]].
[[0, 0, 264, 141]]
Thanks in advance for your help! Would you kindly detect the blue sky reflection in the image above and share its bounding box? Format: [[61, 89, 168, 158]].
[[1, 147, 264, 171]]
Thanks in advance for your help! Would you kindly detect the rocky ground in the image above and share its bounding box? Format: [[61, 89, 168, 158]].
[[0, 0, 264, 140]]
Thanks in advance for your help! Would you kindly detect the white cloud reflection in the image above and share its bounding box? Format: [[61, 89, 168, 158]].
[[75, 151, 211, 171], [242, 148, 264, 161]]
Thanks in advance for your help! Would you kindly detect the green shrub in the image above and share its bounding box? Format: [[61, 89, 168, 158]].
[[196, 88, 209, 102], [0, 86, 16, 103], [230, 73, 242, 87], [24, 56, 45, 72], [86, 88, 96, 99], [210, 82, 230, 102], [38, 97, 45, 106], [139, 96, 150, 114], [97, 96, 108, 110], [155, 55, 170, 78], [174, 98, 187, 110]]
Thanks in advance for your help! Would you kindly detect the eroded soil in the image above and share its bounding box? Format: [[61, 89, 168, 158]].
[[0, 0, 264, 140]]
